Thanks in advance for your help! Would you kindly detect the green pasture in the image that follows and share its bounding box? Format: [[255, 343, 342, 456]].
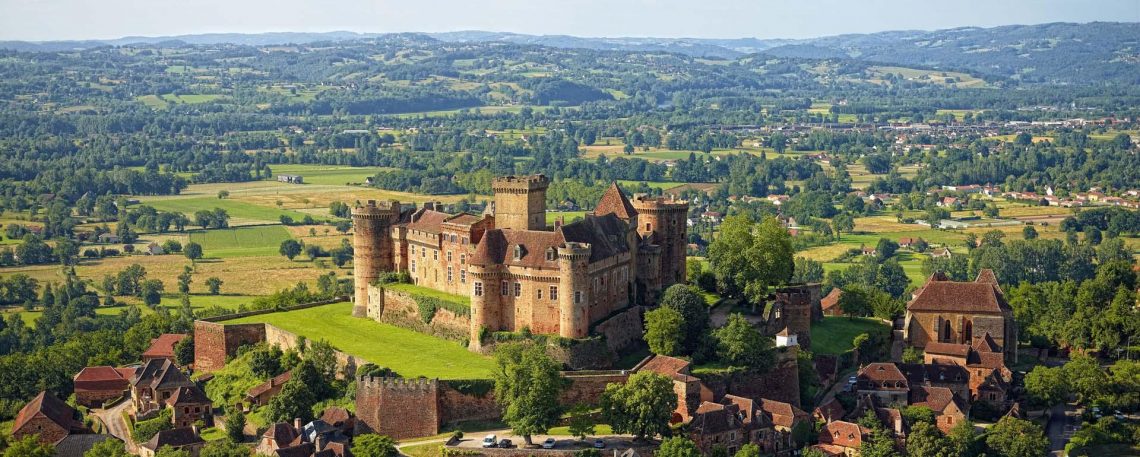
[[227, 302, 495, 379], [810, 316, 890, 356], [271, 164, 397, 186], [138, 197, 313, 225], [188, 226, 292, 258]]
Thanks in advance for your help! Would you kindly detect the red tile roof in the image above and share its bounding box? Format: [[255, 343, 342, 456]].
[[925, 342, 971, 358], [594, 182, 638, 220], [818, 421, 866, 448], [405, 209, 451, 234], [759, 398, 806, 428], [74, 366, 130, 392], [13, 392, 82, 437], [248, 371, 293, 398], [167, 385, 210, 406], [142, 334, 188, 360], [859, 363, 908, 384], [909, 385, 963, 414], [820, 289, 842, 312], [907, 280, 1009, 314]]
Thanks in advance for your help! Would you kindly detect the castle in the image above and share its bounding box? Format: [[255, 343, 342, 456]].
[[351, 175, 689, 346]]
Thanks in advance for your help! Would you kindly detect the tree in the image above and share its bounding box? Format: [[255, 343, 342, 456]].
[[832, 212, 855, 238], [875, 238, 899, 260], [714, 314, 774, 370], [184, 242, 203, 263], [659, 284, 709, 354], [352, 434, 398, 457], [901, 405, 936, 426], [1023, 225, 1039, 240], [217, 190, 229, 199], [644, 306, 685, 356], [199, 440, 248, 457], [567, 403, 597, 441], [984, 416, 1048, 457], [1024, 365, 1068, 407], [707, 215, 793, 305], [926, 207, 950, 229], [279, 239, 302, 260], [838, 286, 873, 317], [174, 336, 195, 366], [492, 343, 565, 445], [906, 421, 950, 457], [140, 279, 164, 307], [224, 408, 245, 443], [946, 420, 981, 457], [1063, 355, 1108, 403], [3, 435, 54, 457], [205, 277, 223, 295], [154, 447, 191, 457], [733, 443, 761, 457], [177, 265, 193, 294], [84, 438, 129, 457], [265, 379, 316, 423], [656, 437, 700, 457], [601, 371, 677, 440]]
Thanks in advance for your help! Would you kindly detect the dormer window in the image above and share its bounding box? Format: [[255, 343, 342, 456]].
[[546, 248, 556, 261], [514, 245, 523, 260]]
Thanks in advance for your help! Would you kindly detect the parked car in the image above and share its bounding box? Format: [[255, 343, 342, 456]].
[[846, 376, 858, 391], [542, 438, 557, 449], [498, 439, 513, 449], [594, 439, 606, 449], [481, 435, 497, 448]]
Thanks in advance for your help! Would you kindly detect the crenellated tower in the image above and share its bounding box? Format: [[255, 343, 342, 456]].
[[467, 261, 501, 350], [352, 200, 401, 317], [492, 175, 549, 231], [632, 194, 689, 287]]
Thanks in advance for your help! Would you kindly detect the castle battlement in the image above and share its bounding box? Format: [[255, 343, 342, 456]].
[[353, 200, 401, 217], [359, 376, 439, 391], [492, 174, 550, 192], [558, 242, 592, 260]]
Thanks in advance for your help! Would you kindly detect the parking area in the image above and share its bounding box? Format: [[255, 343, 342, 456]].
[[451, 433, 641, 453]]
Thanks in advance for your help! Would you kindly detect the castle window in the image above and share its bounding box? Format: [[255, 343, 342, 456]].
[[474, 282, 483, 296], [447, 266, 453, 283], [451, 234, 457, 242], [410, 246, 415, 255], [514, 282, 521, 297], [546, 248, 556, 261], [550, 286, 558, 300], [463, 237, 469, 244], [411, 260, 417, 273], [421, 247, 426, 258], [461, 270, 466, 283], [447, 251, 453, 262], [460, 254, 466, 265], [575, 291, 582, 304], [646, 222, 651, 231], [514, 245, 523, 260], [502, 281, 509, 296], [537, 289, 543, 299], [433, 250, 438, 260]]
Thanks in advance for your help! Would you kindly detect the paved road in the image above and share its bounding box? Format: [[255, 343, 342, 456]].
[[1045, 402, 1078, 457], [93, 399, 137, 453]]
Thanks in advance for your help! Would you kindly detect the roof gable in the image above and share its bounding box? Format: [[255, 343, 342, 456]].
[[907, 280, 1009, 314], [594, 182, 638, 220], [13, 392, 80, 435]]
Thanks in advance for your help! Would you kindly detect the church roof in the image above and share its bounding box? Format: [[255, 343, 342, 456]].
[[907, 280, 1010, 314], [593, 182, 638, 220]]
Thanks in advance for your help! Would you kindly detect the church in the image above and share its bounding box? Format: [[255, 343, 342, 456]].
[[903, 270, 1018, 362], [351, 175, 689, 346]]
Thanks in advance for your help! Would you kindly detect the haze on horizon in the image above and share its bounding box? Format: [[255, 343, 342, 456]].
[[1, 0, 1137, 42]]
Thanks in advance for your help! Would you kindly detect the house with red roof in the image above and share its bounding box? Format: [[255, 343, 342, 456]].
[[812, 421, 868, 456], [142, 333, 188, 365], [903, 270, 1017, 362], [73, 366, 135, 408], [11, 391, 89, 445]]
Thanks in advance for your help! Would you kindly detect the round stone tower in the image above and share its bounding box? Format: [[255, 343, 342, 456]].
[[467, 263, 501, 350], [632, 195, 689, 287], [352, 200, 400, 317], [557, 242, 592, 339]]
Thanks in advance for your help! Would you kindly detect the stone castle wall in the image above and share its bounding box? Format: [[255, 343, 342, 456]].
[[356, 371, 630, 439], [699, 349, 802, 408], [263, 324, 368, 379], [593, 305, 645, 353]]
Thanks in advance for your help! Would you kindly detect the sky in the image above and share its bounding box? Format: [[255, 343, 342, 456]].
[[1, 0, 1137, 42]]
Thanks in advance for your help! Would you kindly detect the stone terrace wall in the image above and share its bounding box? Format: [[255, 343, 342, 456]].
[[194, 321, 266, 373], [700, 349, 802, 408], [367, 285, 470, 342], [263, 324, 368, 379], [593, 306, 645, 352]]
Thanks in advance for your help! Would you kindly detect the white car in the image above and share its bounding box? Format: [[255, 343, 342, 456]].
[[542, 438, 556, 449], [481, 435, 497, 448]]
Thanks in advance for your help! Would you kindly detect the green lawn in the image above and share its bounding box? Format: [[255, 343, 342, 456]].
[[271, 164, 398, 186], [138, 197, 313, 225], [227, 302, 494, 379], [386, 282, 471, 306], [5, 294, 256, 323], [811, 316, 890, 356], [189, 226, 292, 258], [547, 211, 586, 225]]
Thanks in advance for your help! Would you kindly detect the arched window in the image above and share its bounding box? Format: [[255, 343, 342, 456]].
[[963, 320, 973, 343], [942, 320, 952, 342]]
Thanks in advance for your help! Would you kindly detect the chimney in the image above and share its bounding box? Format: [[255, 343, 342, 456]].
[[294, 418, 302, 433], [555, 216, 564, 228]]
